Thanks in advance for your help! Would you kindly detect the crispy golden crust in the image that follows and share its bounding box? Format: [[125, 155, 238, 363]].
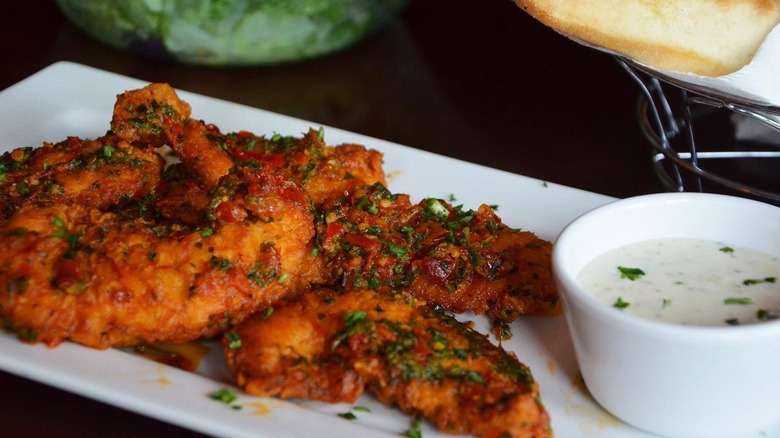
[[0, 135, 163, 219], [315, 183, 557, 322], [224, 288, 552, 438], [515, 0, 780, 76], [0, 170, 315, 348], [202, 126, 386, 207], [0, 83, 318, 348], [112, 82, 191, 148]]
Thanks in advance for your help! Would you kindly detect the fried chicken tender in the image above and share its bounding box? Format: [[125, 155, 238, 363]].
[[197, 125, 386, 206], [223, 288, 551, 438], [0, 163, 316, 348], [111, 82, 191, 148], [113, 83, 234, 190], [0, 83, 319, 348], [0, 135, 163, 219], [315, 183, 557, 323]]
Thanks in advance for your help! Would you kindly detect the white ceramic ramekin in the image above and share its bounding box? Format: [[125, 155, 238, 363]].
[[552, 192, 780, 437]]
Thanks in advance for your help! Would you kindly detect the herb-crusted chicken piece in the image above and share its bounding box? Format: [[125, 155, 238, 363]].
[[201, 125, 386, 206], [0, 135, 163, 220], [223, 288, 552, 438], [314, 183, 557, 324]]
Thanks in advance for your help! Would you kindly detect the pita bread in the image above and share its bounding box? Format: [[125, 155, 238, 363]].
[[515, 0, 780, 76]]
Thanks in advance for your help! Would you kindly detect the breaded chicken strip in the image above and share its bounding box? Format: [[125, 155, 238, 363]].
[[0, 165, 316, 348], [223, 288, 551, 438], [0, 135, 162, 219], [202, 125, 386, 206], [315, 183, 557, 323]]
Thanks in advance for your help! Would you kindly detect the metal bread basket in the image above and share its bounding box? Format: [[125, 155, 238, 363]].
[[616, 56, 780, 205]]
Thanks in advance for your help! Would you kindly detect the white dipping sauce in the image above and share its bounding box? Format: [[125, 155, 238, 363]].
[[576, 238, 780, 326]]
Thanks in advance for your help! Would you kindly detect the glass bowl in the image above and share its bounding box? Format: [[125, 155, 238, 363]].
[[55, 0, 408, 65]]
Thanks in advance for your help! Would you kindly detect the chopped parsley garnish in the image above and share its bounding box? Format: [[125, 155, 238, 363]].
[[405, 415, 423, 438], [613, 297, 630, 309], [725, 318, 740, 326], [743, 277, 776, 286], [200, 227, 214, 237], [386, 242, 408, 259], [261, 306, 274, 320], [617, 266, 645, 281], [210, 257, 233, 271], [209, 388, 241, 409], [103, 145, 116, 158], [719, 246, 734, 253], [724, 297, 753, 305], [344, 310, 368, 326], [332, 310, 369, 350], [337, 411, 357, 420], [50, 216, 66, 228], [353, 406, 371, 413], [225, 332, 243, 350], [424, 198, 449, 220], [662, 298, 672, 308]]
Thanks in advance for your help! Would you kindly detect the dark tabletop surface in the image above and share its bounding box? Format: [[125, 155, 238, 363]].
[[0, 1, 664, 437]]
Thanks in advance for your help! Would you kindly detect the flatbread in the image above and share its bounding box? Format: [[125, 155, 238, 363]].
[[515, 0, 780, 76]]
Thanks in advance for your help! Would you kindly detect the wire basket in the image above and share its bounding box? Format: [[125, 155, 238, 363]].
[[616, 56, 780, 205]]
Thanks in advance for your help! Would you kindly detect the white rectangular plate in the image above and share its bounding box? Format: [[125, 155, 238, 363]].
[[0, 62, 775, 438]]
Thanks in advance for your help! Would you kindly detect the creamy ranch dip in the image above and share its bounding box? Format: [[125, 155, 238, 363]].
[[576, 238, 780, 326]]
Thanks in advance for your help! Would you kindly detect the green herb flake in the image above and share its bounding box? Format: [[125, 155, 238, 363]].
[[425, 198, 449, 220], [225, 332, 243, 350], [719, 246, 735, 253], [465, 370, 484, 384], [724, 297, 753, 305], [613, 297, 630, 309], [209, 388, 238, 405], [743, 277, 776, 286], [50, 216, 66, 228], [353, 406, 371, 413], [662, 298, 672, 308], [386, 242, 408, 259], [103, 145, 116, 158], [617, 266, 645, 281], [725, 318, 740, 326], [277, 273, 290, 284], [261, 306, 274, 320], [405, 415, 423, 438], [210, 257, 232, 271], [338, 411, 357, 420], [345, 310, 368, 327], [200, 228, 214, 237]]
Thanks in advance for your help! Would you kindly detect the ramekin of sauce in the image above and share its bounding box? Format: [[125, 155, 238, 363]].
[[552, 193, 780, 438]]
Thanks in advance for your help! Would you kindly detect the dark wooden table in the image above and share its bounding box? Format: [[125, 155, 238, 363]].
[[0, 1, 663, 437]]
